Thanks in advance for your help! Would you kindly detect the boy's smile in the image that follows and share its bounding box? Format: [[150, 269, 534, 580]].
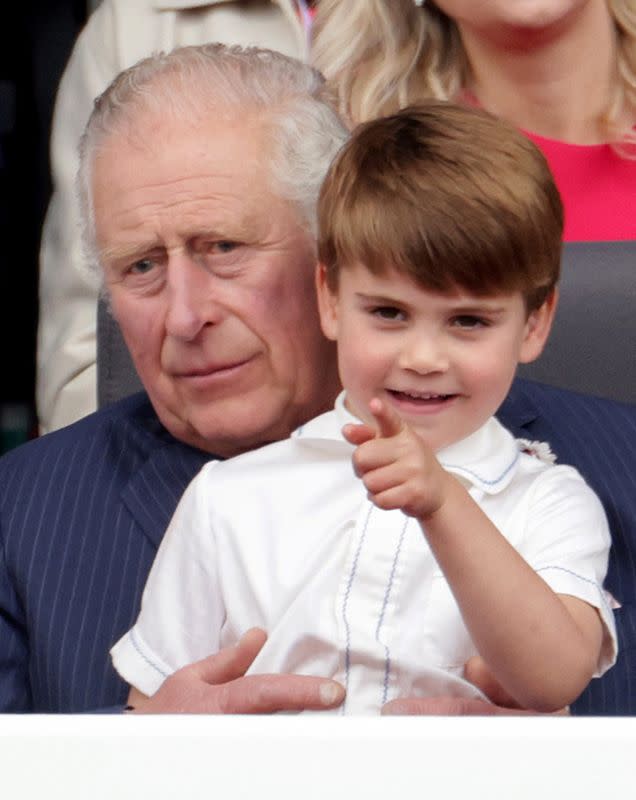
[[317, 262, 555, 452], [386, 389, 460, 415]]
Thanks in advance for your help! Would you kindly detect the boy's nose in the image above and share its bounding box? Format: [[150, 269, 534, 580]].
[[398, 335, 449, 374]]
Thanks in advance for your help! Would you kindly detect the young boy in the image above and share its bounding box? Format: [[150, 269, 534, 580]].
[[111, 103, 617, 714]]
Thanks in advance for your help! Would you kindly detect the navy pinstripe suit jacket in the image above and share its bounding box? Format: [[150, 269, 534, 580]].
[[0, 379, 634, 713]]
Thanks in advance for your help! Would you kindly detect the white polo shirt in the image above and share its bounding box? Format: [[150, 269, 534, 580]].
[[111, 393, 617, 713]]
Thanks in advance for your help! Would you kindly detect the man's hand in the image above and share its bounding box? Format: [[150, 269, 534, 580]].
[[381, 696, 530, 716], [381, 695, 569, 716], [342, 397, 453, 520], [128, 628, 345, 714], [381, 657, 569, 716]]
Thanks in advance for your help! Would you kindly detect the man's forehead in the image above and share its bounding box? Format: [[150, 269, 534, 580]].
[[105, 100, 263, 150], [88, 103, 307, 261], [94, 182, 274, 251], [92, 119, 278, 227], [91, 170, 304, 270]]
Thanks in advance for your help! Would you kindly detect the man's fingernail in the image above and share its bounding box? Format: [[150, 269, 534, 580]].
[[319, 682, 342, 706]]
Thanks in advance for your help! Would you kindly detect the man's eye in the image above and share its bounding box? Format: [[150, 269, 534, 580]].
[[202, 240, 239, 255], [130, 258, 155, 275], [452, 315, 487, 329], [372, 306, 405, 321], [215, 240, 238, 253]]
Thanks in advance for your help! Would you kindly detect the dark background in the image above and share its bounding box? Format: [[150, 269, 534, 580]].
[[0, 2, 88, 451]]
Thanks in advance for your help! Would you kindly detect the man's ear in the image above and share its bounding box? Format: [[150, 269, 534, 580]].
[[518, 287, 559, 364], [315, 263, 339, 341]]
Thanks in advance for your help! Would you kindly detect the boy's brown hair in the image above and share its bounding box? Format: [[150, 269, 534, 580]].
[[318, 102, 563, 310]]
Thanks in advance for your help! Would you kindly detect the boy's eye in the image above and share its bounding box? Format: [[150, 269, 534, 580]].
[[452, 315, 488, 329], [371, 306, 405, 321]]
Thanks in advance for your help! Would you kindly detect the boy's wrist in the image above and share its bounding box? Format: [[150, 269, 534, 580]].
[[416, 472, 469, 528]]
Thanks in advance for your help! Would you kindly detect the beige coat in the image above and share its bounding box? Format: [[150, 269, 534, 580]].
[[37, 0, 306, 433]]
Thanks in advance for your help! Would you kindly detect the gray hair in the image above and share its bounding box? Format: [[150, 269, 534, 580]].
[[77, 43, 350, 279]]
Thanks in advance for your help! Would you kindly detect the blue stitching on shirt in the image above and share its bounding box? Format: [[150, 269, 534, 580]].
[[535, 565, 613, 614], [341, 504, 373, 715], [375, 516, 409, 706], [130, 628, 169, 678], [441, 449, 519, 486]]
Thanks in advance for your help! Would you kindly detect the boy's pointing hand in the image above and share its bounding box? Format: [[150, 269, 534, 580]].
[[342, 397, 452, 520]]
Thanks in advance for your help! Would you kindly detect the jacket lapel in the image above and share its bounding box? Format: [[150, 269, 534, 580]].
[[121, 441, 211, 549], [497, 379, 541, 432]]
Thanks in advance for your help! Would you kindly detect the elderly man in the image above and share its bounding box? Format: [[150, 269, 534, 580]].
[[1, 43, 344, 713], [0, 44, 634, 714], [37, 0, 310, 435]]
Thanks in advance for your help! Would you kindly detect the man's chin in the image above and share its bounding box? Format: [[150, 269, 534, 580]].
[[169, 412, 286, 458]]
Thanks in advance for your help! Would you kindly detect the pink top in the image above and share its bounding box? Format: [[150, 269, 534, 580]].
[[522, 131, 635, 242], [457, 91, 635, 241]]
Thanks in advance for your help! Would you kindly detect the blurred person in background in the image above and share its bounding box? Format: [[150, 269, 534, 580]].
[[312, 0, 636, 241]]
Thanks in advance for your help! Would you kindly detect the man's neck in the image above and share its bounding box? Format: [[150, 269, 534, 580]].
[[459, 3, 618, 144]]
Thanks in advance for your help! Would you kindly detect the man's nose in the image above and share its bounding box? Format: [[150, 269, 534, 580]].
[[164, 254, 223, 340], [398, 332, 449, 374]]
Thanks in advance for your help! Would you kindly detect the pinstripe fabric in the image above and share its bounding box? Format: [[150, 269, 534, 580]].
[[499, 380, 636, 715], [0, 379, 633, 713], [0, 393, 209, 712]]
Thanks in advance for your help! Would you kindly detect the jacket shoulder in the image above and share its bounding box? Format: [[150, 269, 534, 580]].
[[0, 393, 163, 471]]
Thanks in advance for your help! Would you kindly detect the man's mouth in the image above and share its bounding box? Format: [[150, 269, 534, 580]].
[[171, 357, 256, 384], [173, 357, 253, 378]]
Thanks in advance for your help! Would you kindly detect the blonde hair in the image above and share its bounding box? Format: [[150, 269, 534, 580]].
[[312, 0, 636, 148], [318, 103, 563, 311]]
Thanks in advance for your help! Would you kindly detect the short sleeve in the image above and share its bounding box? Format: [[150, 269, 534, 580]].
[[522, 465, 618, 676], [110, 467, 225, 696]]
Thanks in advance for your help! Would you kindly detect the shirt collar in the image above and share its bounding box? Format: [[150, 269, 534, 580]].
[[436, 418, 520, 495], [292, 391, 356, 442], [295, 391, 521, 495]]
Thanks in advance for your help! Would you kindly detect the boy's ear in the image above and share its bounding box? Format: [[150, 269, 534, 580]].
[[518, 287, 559, 364], [315, 263, 339, 341]]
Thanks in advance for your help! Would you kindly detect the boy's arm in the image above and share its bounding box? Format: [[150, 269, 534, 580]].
[[344, 398, 604, 713], [415, 474, 602, 712]]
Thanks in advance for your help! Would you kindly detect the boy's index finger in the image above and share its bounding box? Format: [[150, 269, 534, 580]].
[[342, 422, 376, 447], [368, 397, 404, 439]]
